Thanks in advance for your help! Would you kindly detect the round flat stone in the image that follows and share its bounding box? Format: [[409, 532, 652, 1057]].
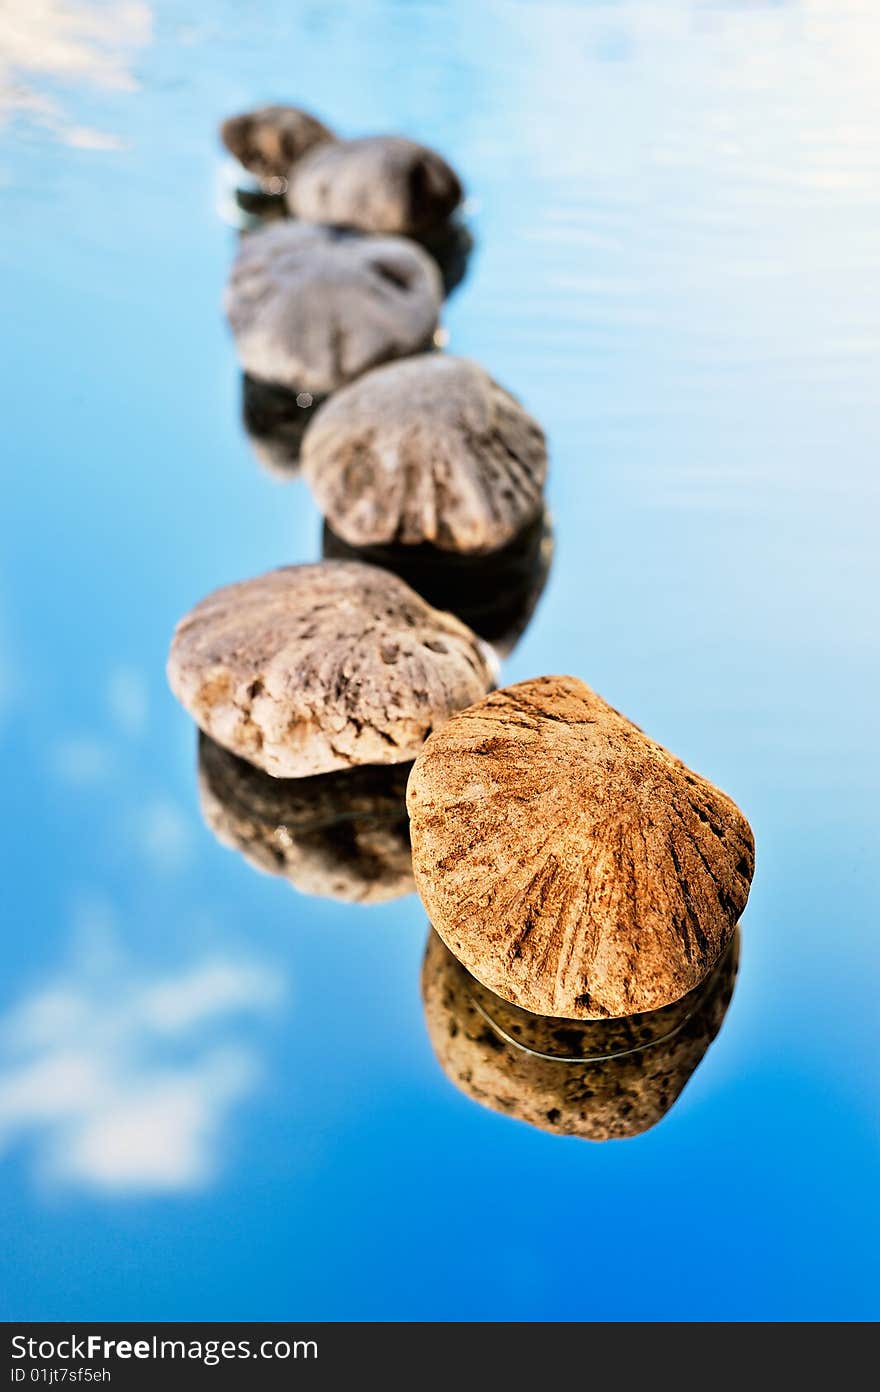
[[224, 222, 442, 395], [301, 355, 547, 554], [421, 928, 739, 1140], [198, 734, 414, 904], [220, 105, 335, 184], [287, 135, 462, 235], [407, 675, 755, 1018], [167, 561, 496, 778]]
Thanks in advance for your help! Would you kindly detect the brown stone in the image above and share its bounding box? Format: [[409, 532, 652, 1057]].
[[301, 355, 547, 554], [421, 928, 739, 1141], [224, 222, 442, 396], [198, 733, 414, 904], [407, 676, 754, 1018], [286, 135, 462, 235], [167, 561, 496, 779], [220, 105, 335, 186]]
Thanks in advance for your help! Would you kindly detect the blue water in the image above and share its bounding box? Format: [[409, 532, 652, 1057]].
[[1, 0, 878, 1321]]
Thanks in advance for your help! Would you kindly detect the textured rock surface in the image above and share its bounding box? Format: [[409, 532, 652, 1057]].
[[322, 508, 553, 656], [167, 561, 496, 778], [302, 355, 547, 554], [220, 105, 335, 184], [198, 733, 414, 903], [408, 676, 754, 1018], [225, 222, 442, 395], [287, 135, 462, 234], [421, 928, 739, 1141]]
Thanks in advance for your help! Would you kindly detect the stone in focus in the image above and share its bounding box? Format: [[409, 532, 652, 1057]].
[[224, 222, 442, 396], [302, 355, 547, 554], [167, 561, 495, 779], [407, 676, 754, 1018], [286, 135, 462, 235], [421, 928, 739, 1141], [198, 733, 414, 904], [220, 105, 335, 186]]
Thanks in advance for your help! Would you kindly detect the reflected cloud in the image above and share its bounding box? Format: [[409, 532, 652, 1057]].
[[0, 932, 284, 1194], [0, 0, 152, 149], [49, 734, 116, 785], [198, 731, 415, 904], [323, 507, 554, 657], [422, 929, 739, 1141], [106, 665, 149, 737]]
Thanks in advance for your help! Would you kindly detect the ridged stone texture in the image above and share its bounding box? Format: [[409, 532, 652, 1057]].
[[301, 355, 547, 554], [407, 675, 755, 1018], [167, 561, 496, 778]]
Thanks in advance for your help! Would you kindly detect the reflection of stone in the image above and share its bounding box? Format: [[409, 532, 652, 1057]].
[[286, 136, 463, 236], [302, 354, 547, 555], [224, 222, 442, 396], [198, 733, 414, 904], [408, 676, 755, 1019], [418, 219, 473, 299], [421, 929, 739, 1141], [241, 374, 322, 478], [322, 508, 553, 657]]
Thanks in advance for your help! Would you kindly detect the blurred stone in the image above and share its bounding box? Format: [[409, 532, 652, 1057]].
[[421, 928, 740, 1140], [408, 676, 754, 1018], [301, 355, 547, 554], [224, 222, 442, 395], [198, 733, 414, 904], [220, 104, 335, 188], [287, 135, 462, 235], [167, 561, 496, 778]]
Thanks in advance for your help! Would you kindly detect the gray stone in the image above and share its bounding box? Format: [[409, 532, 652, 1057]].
[[224, 222, 443, 395], [287, 135, 462, 235], [302, 355, 547, 554], [167, 561, 496, 778]]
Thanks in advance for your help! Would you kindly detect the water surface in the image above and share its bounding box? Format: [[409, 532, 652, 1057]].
[[1, 0, 878, 1321]]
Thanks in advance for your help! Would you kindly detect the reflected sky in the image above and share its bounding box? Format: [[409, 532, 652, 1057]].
[[1, 0, 878, 1321]]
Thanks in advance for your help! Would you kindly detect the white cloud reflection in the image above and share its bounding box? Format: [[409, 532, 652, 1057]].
[[0, 0, 152, 148], [0, 935, 284, 1195]]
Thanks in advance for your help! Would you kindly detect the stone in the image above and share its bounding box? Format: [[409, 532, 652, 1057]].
[[407, 676, 754, 1018], [167, 561, 496, 779], [301, 355, 547, 554], [322, 507, 553, 656], [198, 733, 414, 904], [220, 105, 335, 187], [421, 928, 739, 1141], [224, 222, 443, 396], [286, 135, 462, 235]]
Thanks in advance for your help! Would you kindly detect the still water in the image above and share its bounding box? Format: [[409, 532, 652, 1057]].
[[1, 0, 878, 1320]]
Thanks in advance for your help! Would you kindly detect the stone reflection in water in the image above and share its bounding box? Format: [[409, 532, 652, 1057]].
[[198, 733, 415, 904], [323, 508, 553, 656], [241, 374, 322, 478], [421, 929, 739, 1141]]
